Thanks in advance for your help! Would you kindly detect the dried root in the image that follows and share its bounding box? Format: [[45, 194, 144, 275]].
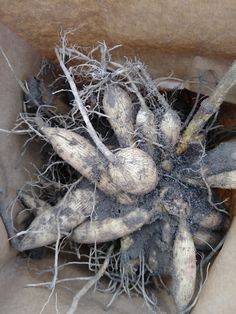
[[67, 244, 114, 314]]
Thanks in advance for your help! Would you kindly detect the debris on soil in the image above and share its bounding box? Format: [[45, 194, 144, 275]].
[[0, 35, 236, 314]]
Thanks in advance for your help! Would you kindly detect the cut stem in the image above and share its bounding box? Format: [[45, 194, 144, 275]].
[[176, 61, 236, 155]]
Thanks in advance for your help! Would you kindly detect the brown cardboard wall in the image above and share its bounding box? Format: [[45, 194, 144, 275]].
[[2, 0, 236, 102], [1, 1, 236, 102], [0, 0, 236, 59], [0, 23, 41, 265]]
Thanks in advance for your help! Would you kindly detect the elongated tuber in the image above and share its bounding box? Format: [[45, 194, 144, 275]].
[[19, 188, 96, 251], [172, 218, 196, 312], [40, 126, 134, 204], [72, 207, 159, 244], [135, 107, 157, 157], [103, 85, 135, 147], [206, 171, 236, 189]]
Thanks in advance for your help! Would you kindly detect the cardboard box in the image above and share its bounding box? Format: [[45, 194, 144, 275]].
[[0, 2, 236, 312]]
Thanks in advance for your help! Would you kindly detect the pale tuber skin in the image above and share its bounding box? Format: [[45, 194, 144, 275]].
[[160, 109, 181, 146], [103, 85, 135, 147], [172, 218, 196, 312], [203, 140, 236, 188], [19, 191, 53, 216], [193, 229, 223, 251], [197, 211, 224, 230], [206, 171, 236, 189], [72, 207, 159, 244], [203, 140, 236, 176], [135, 107, 157, 157], [109, 147, 158, 195], [18, 188, 97, 251], [41, 125, 158, 198], [40, 126, 135, 204]]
